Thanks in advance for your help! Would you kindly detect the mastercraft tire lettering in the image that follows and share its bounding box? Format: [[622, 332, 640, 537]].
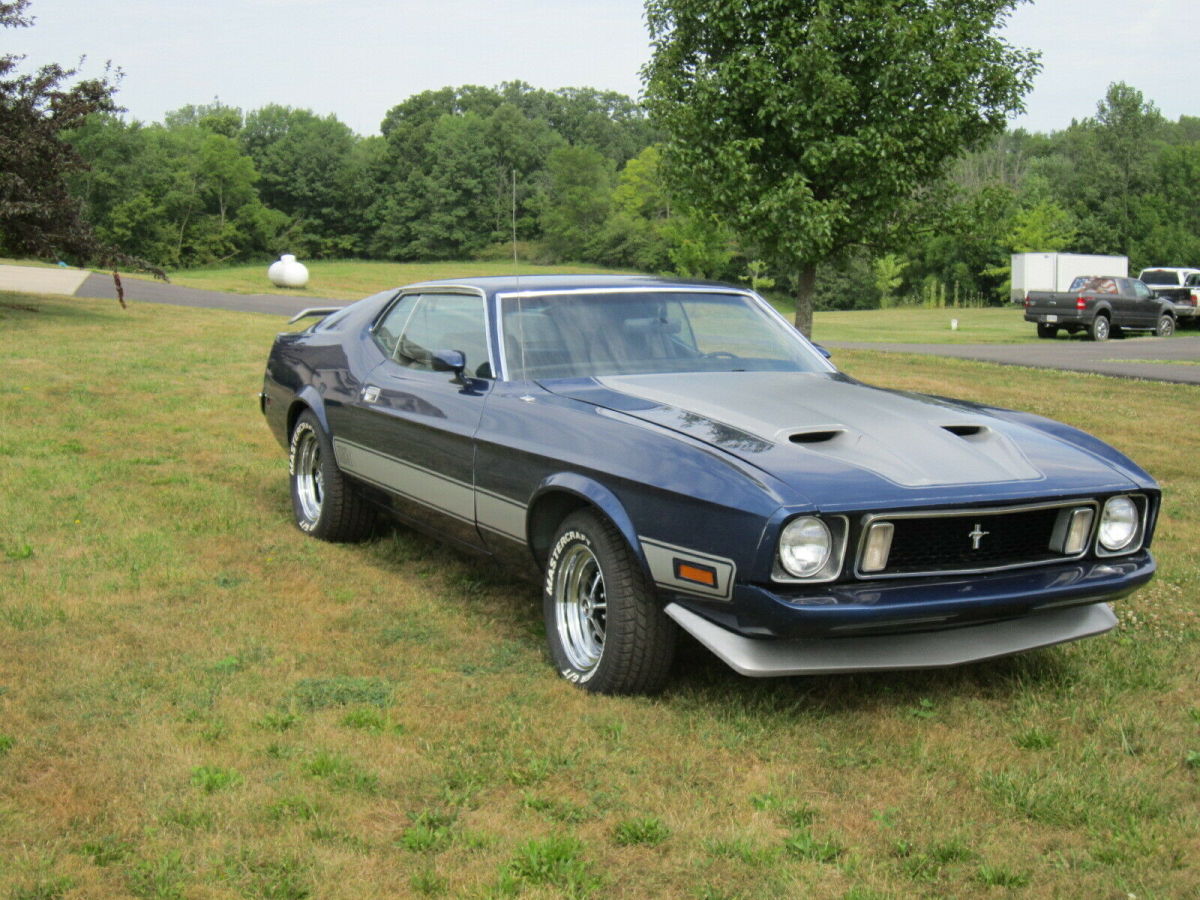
[[288, 410, 374, 542], [543, 511, 677, 695]]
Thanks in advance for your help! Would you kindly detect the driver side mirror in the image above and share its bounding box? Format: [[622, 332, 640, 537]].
[[431, 349, 467, 383]]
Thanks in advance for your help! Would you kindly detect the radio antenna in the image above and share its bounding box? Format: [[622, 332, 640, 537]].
[[511, 168, 520, 281], [512, 168, 528, 381]]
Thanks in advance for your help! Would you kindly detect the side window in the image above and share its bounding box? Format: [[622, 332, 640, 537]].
[[373, 294, 419, 357], [396, 293, 492, 378]]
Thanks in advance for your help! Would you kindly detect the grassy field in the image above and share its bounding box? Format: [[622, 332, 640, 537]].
[[9, 255, 1193, 345], [812, 307, 1034, 344], [1, 290, 1198, 899], [157, 260, 1036, 343], [145, 260, 638, 302]]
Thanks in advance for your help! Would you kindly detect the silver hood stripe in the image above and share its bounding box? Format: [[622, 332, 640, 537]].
[[596, 372, 1043, 488]]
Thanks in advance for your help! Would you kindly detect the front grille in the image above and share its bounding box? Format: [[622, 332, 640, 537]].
[[859, 502, 1092, 578]]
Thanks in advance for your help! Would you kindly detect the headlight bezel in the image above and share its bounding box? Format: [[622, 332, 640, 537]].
[[773, 515, 848, 583], [1095, 494, 1145, 557]]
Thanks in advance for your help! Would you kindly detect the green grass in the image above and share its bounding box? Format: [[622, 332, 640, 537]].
[[144, 258, 638, 300], [1102, 358, 1200, 366], [1, 290, 1198, 898], [813, 305, 1044, 344], [11, 255, 1194, 347]]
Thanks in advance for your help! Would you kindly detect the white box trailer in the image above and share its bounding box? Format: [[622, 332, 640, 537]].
[[1010, 252, 1128, 303]]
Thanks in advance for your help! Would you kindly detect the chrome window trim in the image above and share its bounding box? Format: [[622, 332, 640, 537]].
[[370, 286, 495, 377], [493, 286, 834, 383], [852, 499, 1104, 580]]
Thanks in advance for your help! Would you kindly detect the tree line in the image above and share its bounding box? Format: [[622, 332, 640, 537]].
[[60, 79, 1199, 309]]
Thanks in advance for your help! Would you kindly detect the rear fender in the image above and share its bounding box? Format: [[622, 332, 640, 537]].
[[288, 385, 331, 438]]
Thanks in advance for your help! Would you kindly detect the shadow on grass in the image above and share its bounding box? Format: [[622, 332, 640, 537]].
[[248, 471, 1086, 715], [0, 292, 123, 325], [360, 522, 1082, 714], [664, 631, 1079, 717]]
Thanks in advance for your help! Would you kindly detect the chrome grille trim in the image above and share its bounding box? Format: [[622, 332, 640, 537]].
[[852, 499, 1102, 580]]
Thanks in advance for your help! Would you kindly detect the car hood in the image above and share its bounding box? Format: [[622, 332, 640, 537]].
[[546, 372, 1143, 511]]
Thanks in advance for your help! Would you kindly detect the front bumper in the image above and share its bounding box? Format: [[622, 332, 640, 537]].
[[674, 553, 1154, 641], [666, 601, 1117, 676]]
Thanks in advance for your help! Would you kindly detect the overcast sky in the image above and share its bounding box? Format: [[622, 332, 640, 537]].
[[7, 0, 1197, 137]]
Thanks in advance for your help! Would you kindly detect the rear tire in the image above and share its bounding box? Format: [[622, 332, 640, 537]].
[[289, 410, 374, 542], [1089, 315, 1110, 342], [1036, 323, 1058, 339], [543, 511, 677, 695], [1156, 314, 1176, 337]]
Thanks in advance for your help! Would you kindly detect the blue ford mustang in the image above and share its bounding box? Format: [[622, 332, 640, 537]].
[[261, 275, 1158, 694]]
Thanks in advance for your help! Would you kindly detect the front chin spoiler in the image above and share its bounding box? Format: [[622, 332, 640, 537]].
[[664, 601, 1117, 677]]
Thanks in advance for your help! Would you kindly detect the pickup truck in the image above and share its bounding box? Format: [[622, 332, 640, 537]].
[[1023, 275, 1176, 341], [1138, 267, 1200, 324]]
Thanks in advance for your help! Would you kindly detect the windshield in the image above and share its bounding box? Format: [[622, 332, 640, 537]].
[[499, 290, 828, 380]]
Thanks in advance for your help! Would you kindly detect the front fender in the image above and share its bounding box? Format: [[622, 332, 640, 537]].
[[529, 473, 649, 576]]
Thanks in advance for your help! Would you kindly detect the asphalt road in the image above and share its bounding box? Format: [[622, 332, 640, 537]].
[[76, 272, 345, 317], [5, 265, 1196, 385], [824, 335, 1200, 385]]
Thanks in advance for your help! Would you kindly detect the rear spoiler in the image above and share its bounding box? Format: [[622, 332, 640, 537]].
[[288, 306, 343, 324]]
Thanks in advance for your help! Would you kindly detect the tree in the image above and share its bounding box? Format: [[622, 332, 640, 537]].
[[0, 0, 160, 275], [642, 0, 1039, 336], [1055, 83, 1165, 262], [536, 145, 614, 261]]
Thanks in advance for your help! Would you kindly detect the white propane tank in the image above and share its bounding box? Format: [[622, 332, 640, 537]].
[[268, 254, 309, 288]]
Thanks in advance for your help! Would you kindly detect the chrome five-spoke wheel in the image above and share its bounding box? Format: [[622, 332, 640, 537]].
[[287, 410, 374, 542], [543, 511, 677, 694], [553, 542, 608, 672], [292, 425, 324, 527]]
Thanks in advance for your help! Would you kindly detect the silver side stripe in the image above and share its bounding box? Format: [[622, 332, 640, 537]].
[[476, 489, 527, 542], [640, 537, 736, 602], [333, 438, 475, 524], [332, 438, 528, 542]]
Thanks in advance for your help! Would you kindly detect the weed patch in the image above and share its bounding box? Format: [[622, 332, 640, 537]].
[[287, 676, 392, 710]]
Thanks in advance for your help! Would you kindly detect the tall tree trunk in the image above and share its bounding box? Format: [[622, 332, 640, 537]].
[[791, 265, 816, 338]]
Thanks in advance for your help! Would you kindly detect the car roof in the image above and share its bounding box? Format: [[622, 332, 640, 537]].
[[394, 274, 744, 299]]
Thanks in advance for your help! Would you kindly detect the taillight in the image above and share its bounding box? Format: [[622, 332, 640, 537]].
[[1076, 296, 1087, 310], [1023, 294, 1031, 308]]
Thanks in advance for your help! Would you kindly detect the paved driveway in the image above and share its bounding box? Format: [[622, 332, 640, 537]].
[[824, 336, 1200, 385]]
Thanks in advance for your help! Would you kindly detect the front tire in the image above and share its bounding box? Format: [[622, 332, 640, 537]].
[[1156, 314, 1175, 337], [1089, 315, 1110, 342], [289, 410, 374, 542], [543, 511, 677, 695]]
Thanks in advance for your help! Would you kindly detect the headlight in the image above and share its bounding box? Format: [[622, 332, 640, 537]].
[[779, 517, 832, 578], [1098, 496, 1139, 552]]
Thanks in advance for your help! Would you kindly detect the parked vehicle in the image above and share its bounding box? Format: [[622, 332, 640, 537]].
[[1138, 267, 1200, 324], [1010, 252, 1128, 304], [1024, 275, 1176, 340], [262, 275, 1158, 694]]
